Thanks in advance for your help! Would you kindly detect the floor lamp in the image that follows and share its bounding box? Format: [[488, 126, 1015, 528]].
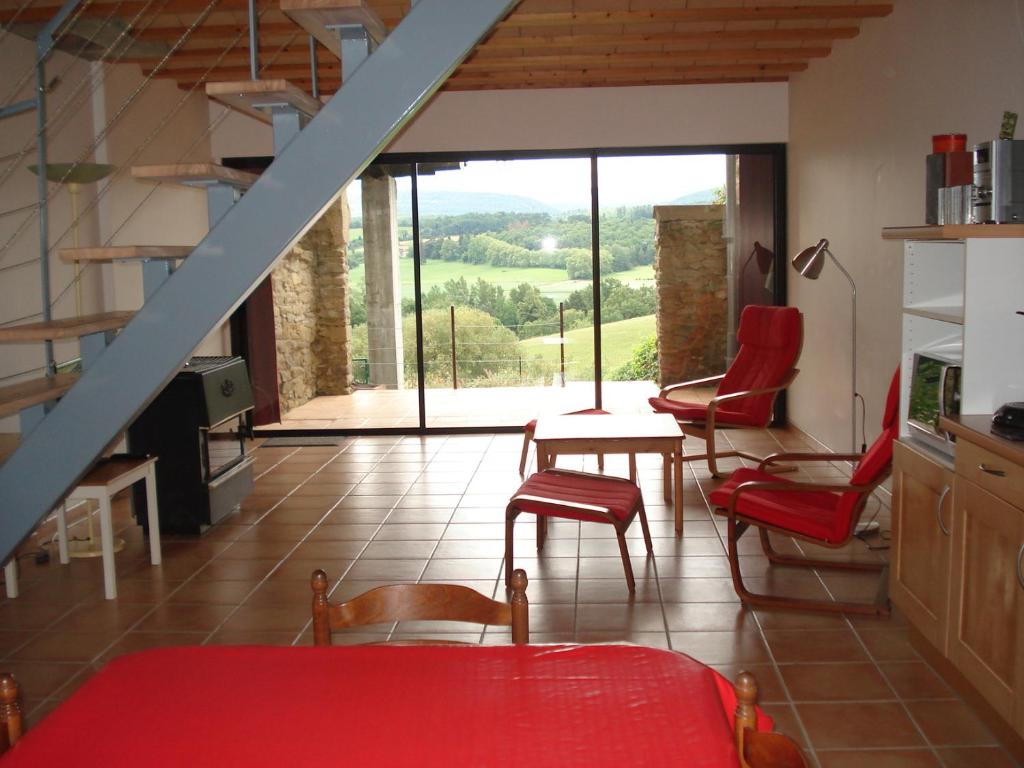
[[792, 238, 865, 454]]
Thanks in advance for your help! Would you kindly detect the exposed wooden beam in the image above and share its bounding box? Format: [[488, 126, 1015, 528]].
[[498, 5, 893, 29], [443, 76, 791, 92], [447, 62, 808, 85], [461, 47, 831, 72], [479, 27, 861, 51], [154, 43, 827, 72]]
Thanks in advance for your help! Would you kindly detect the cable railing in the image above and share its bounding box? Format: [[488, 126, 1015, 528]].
[[0, 0, 303, 387]]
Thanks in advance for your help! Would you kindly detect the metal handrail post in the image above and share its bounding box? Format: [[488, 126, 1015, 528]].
[[32, 0, 83, 376]]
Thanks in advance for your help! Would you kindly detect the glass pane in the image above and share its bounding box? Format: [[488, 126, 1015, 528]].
[[413, 158, 594, 428], [595, 154, 728, 411]]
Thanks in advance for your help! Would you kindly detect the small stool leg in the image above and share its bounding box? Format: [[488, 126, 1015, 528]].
[[615, 530, 636, 594], [3, 559, 18, 599], [662, 453, 672, 502], [597, 452, 604, 471], [144, 467, 162, 565], [56, 504, 70, 564], [98, 495, 117, 600], [628, 454, 637, 483], [518, 432, 531, 476]]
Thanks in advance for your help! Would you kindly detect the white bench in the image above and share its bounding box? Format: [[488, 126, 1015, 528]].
[[4, 456, 161, 600]]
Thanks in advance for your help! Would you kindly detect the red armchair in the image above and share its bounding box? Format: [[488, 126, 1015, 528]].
[[708, 368, 900, 616], [649, 305, 802, 477]]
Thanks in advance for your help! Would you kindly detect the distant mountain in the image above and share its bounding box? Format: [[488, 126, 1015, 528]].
[[667, 188, 720, 205], [398, 191, 558, 217]]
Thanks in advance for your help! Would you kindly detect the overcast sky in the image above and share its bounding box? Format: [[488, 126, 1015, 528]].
[[347, 153, 725, 213]]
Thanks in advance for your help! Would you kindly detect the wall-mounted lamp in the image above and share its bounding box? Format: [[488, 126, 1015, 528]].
[[792, 238, 865, 453]]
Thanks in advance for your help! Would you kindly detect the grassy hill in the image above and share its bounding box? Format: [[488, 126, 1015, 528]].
[[348, 258, 653, 302], [519, 314, 656, 378]]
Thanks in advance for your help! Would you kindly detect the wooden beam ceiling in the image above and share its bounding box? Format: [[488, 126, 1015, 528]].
[[1, 1, 894, 94]]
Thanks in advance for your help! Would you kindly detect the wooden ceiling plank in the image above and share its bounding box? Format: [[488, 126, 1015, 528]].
[[443, 74, 790, 91], [461, 47, 830, 72], [498, 5, 893, 29], [477, 26, 860, 50]]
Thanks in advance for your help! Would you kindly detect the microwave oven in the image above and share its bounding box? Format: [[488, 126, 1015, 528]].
[[907, 350, 962, 454]]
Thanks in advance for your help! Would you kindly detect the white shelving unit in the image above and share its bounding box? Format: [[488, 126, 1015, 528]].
[[885, 225, 1024, 443]]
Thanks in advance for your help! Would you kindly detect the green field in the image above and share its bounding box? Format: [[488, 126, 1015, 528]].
[[348, 257, 653, 302], [519, 314, 656, 377]]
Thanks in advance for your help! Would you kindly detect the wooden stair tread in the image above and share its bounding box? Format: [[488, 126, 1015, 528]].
[[0, 311, 133, 342], [76, 455, 157, 487], [280, 0, 387, 59], [205, 79, 321, 125], [0, 373, 78, 419], [59, 246, 193, 264], [131, 163, 260, 188]]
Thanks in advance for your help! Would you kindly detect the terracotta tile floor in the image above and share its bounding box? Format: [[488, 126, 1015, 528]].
[[1, 429, 1020, 767]]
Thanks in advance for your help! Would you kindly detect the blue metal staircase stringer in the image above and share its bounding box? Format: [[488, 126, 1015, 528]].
[[0, 0, 520, 562]]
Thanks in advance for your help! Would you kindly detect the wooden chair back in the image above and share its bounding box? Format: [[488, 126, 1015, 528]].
[[312, 568, 529, 645]]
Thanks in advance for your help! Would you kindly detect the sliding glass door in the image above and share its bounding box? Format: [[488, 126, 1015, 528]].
[[413, 157, 594, 428]]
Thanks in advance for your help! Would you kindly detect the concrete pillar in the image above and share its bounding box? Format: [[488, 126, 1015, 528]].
[[361, 172, 404, 388]]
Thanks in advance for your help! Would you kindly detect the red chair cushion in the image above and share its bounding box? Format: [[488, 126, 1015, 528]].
[[511, 470, 641, 524], [647, 397, 764, 427], [525, 408, 610, 433], [650, 306, 801, 428], [709, 468, 847, 543], [719, 306, 802, 424], [710, 368, 901, 544]]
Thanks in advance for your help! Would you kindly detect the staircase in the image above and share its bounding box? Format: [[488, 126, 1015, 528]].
[[0, 0, 519, 564]]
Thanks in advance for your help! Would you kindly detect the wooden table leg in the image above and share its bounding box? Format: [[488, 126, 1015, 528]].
[[673, 441, 684, 534], [662, 453, 671, 502]]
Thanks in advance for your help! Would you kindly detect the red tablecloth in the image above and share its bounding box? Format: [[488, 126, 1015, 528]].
[[2, 644, 770, 767]]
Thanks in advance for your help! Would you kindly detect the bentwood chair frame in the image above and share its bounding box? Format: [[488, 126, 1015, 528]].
[[715, 452, 892, 616], [311, 568, 529, 645], [650, 306, 803, 478]]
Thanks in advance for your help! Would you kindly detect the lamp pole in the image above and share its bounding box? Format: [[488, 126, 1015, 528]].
[[826, 250, 858, 454]]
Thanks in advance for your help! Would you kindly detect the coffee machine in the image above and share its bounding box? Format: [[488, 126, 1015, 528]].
[[973, 139, 1024, 222]]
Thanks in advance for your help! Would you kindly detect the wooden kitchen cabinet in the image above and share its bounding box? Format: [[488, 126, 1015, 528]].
[[946, 430, 1024, 728], [890, 440, 954, 653], [891, 416, 1024, 738]]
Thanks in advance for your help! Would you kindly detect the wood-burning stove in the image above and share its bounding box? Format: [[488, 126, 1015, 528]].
[[129, 356, 255, 535]]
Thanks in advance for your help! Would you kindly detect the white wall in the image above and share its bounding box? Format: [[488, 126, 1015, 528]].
[[0, 39, 102, 431], [787, 0, 1024, 450], [0, 42, 221, 432], [389, 82, 788, 152], [208, 81, 787, 160]]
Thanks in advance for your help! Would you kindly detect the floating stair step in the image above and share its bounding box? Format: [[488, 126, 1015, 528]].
[[0, 373, 78, 419], [0, 311, 133, 343], [131, 163, 260, 189], [280, 0, 388, 59], [206, 79, 321, 124], [58, 246, 192, 264]]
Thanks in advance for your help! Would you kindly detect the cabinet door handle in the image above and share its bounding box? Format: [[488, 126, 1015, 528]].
[[1018, 544, 1024, 590], [935, 485, 951, 536], [979, 463, 1007, 477]]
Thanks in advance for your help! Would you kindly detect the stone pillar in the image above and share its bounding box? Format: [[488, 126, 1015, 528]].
[[361, 171, 404, 388], [652, 205, 727, 387], [272, 197, 352, 415]]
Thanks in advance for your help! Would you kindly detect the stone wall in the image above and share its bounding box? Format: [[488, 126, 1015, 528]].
[[652, 205, 727, 387], [272, 196, 352, 414]]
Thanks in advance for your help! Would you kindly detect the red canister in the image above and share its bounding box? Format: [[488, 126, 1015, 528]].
[[932, 134, 967, 153]]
